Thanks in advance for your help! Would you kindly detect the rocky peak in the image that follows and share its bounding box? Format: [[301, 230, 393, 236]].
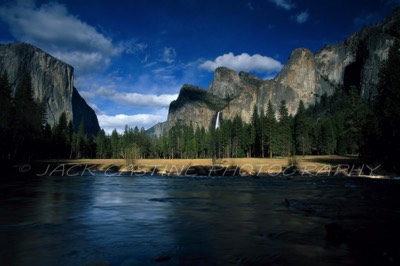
[[0, 42, 100, 135], [170, 84, 226, 113], [381, 7, 400, 35], [238, 71, 264, 88], [208, 66, 243, 99], [161, 8, 400, 134], [274, 48, 317, 94], [164, 84, 227, 132], [0, 43, 74, 112], [315, 8, 400, 101]]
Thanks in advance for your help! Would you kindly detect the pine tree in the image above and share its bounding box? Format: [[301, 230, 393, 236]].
[[232, 115, 245, 158], [363, 40, 400, 172], [278, 100, 292, 156], [75, 121, 86, 158], [86, 134, 97, 158], [263, 100, 278, 158], [0, 72, 13, 126], [96, 129, 109, 158], [342, 86, 370, 154], [244, 122, 255, 158], [320, 119, 336, 155], [110, 129, 120, 158], [53, 112, 69, 158], [251, 105, 262, 157], [194, 125, 203, 158], [310, 123, 321, 155], [13, 73, 43, 159], [220, 119, 233, 158], [332, 111, 347, 155], [139, 127, 151, 158], [40, 123, 53, 158], [67, 120, 74, 158], [183, 123, 196, 159], [0, 72, 14, 159], [294, 100, 311, 155]]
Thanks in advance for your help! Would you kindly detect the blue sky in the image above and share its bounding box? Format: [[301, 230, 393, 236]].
[[0, 0, 398, 133]]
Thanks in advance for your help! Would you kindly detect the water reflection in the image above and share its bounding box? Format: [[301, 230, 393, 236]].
[[0, 174, 399, 265]]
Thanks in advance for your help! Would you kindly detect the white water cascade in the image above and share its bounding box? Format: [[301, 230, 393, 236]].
[[215, 111, 221, 129]]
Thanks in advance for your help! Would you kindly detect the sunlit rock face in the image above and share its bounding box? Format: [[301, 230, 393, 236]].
[[208, 67, 246, 100], [0, 43, 100, 134], [161, 8, 400, 134], [315, 8, 400, 101]]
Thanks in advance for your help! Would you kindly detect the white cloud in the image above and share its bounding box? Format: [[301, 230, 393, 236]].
[[0, 1, 123, 74], [247, 2, 255, 11], [268, 0, 295, 10], [161, 47, 176, 63], [199, 52, 283, 74], [295, 10, 310, 24], [98, 111, 167, 134], [87, 102, 104, 115], [112, 92, 178, 107], [82, 84, 178, 108]]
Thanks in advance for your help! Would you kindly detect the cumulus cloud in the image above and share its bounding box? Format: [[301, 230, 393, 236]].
[[98, 111, 167, 134], [295, 10, 310, 24], [82, 84, 178, 108], [0, 1, 123, 74], [98, 114, 163, 129], [199, 52, 283, 74], [112, 92, 178, 107], [268, 0, 295, 10], [87, 102, 104, 115]]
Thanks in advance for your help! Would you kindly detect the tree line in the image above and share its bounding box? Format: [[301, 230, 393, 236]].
[[1, 41, 399, 173], [93, 41, 400, 173]]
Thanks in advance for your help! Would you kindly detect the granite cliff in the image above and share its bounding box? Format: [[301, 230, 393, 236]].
[[0, 43, 100, 135], [163, 8, 400, 133]]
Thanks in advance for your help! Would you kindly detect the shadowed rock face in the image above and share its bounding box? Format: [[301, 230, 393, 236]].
[[72, 86, 100, 135], [162, 8, 400, 133], [0, 43, 100, 135], [164, 84, 228, 132]]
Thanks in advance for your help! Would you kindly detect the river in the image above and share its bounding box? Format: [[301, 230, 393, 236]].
[[1, 173, 399, 265]]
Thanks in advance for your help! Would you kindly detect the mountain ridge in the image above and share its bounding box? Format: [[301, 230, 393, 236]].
[[159, 8, 400, 135]]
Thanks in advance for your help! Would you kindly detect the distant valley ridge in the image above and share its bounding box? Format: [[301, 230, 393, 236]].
[[150, 7, 400, 137]]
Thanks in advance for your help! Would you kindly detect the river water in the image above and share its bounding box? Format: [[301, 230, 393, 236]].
[[1, 173, 399, 265]]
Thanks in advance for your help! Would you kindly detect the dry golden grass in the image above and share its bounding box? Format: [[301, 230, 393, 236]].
[[43, 155, 359, 174]]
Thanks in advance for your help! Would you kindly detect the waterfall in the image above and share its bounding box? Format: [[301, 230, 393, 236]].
[[215, 111, 221, 129]]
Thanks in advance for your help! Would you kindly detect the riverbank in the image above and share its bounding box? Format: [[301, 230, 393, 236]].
[[7, 155, 388, 178]]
